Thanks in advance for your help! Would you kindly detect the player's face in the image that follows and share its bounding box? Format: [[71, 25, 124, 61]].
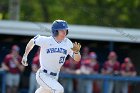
[[57, 30, 67, 40], [11, 49, 19, 56]]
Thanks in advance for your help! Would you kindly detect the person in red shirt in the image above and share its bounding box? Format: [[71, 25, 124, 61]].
[[120, 57, 136, 93], [2, 45, 25, 93], [29, 48, 40, 93], [77, 51, 99, 93], [80, 52, 99, 75], [102, 51, 120, 93], [76, 46, 89, 93], [102, 51, 120, 75]]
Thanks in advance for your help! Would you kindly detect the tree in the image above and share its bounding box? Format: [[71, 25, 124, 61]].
[[9, 0, 20, 20], [1, 0, 140, 28]]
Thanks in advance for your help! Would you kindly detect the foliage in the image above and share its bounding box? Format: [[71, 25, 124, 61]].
[[0, 0, 140, 28]]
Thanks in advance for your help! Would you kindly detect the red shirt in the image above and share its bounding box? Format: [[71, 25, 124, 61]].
[[3, 53, 22, 74], [103, 61, 120, 73], [81, 58, 99, 72], [63, 57, 80, 70], [121, 63, 135, 72], [32, 55, 40, 67]]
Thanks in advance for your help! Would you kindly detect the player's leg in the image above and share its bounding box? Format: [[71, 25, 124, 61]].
[[13, 74, 20, 93], [122, 82, 128, 93], [35, 87, 40, 93], [108, 80, 114, 93], [35, 86, 51, 93], [6, 73, 13, 93], [85, 79, 93, 93], [36, 70, 64, 93], [36, 70, 52, 93], [29, 72, 36, 93], [60, 78, 73, 93]]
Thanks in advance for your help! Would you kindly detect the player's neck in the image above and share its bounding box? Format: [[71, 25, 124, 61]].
[[54, 37, 63, 43]]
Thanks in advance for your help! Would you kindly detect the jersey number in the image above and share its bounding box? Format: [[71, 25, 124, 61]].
[[59, 56, 65, 64]]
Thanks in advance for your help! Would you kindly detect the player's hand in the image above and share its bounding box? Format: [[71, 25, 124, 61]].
[[21, 55, 28, 66], [13, 57, 20, 66], [71, 42, 81, 53]]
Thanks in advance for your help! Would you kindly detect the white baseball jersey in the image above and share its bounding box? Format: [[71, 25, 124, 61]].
[[33, 35, 74, 74]]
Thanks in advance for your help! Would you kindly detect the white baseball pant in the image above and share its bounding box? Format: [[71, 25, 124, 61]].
[[35, 69, 64, 93]]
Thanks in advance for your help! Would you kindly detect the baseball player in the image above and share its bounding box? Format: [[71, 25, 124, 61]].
[[21, 20, 81, 93]]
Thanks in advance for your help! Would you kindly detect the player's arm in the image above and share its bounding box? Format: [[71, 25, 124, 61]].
[[22, 38, 35, 66], [24, 38, 35, 56], [73, 52, 81, 62], [71, 42, 81, 62], [14, 60, 25, 72], [1, 56, 10, 71], [32, 64, 39, 72], [1, 63, 9, 71], [17, 64, 25, 72]]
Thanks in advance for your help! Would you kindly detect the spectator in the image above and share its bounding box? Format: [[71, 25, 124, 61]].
[[77, 51, 99, 93], [120, 57, 137, 93], [81, 46, 89, 59], [101, 51, 120, 93], [60, 56, 79, 93], [89, 52, 99, 74], [28, 48, 40, 93], [1, 45, 25, 93], [76, 46, 90, 93]]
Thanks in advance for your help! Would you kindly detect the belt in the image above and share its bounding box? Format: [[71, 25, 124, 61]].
[[43, 69, 57, 76]]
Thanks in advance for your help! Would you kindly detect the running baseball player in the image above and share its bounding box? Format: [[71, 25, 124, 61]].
[[21, 20, 81, 93]]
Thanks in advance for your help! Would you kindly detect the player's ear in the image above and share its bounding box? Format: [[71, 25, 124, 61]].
[[54, 30, 58, 37], [56, 30, 58, 36], [66, 30, 68, 35]]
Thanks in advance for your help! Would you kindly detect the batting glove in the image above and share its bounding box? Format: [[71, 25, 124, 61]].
[[71, 42, 81, 53], [21, 55, 28, 66]]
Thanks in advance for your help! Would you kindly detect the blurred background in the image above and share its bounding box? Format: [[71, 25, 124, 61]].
[[0, 0, 140, 93]]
